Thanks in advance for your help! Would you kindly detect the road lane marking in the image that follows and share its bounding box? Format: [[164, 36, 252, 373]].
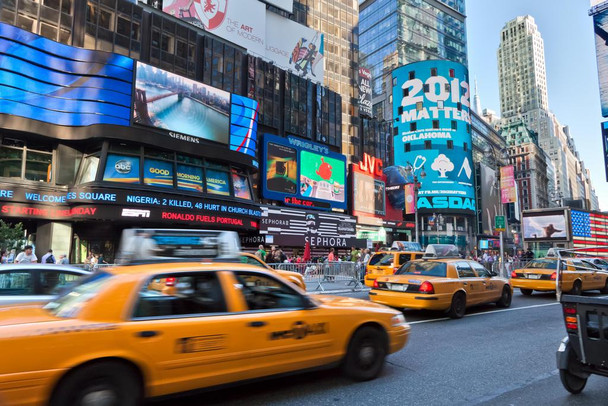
[[408, 302, 560, 324]]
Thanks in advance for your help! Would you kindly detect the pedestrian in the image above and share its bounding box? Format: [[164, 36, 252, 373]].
[[58, 254, 69, 265], [255, 244, 266, 260], [15, 245, 37, 264], [97, 253, 108, 265], [274, 247, 287, 263], [327, 248, 336, 262], [0, 250, 6, 264], [41, 249, 56, 264], [265, 246, 277, 263], [525, 247, 534, 261]]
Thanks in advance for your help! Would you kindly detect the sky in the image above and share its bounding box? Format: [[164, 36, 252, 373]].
[[466, 0, 608, 211]]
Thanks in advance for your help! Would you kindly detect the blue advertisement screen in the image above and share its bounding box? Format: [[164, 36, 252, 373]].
[[206, 169, 230, 196], [103, 154, 140, 184], [230, 94, 259, 159], [177, 164, 203, 192], [392, 60, 475, 213], [144, 159, 173, 188]]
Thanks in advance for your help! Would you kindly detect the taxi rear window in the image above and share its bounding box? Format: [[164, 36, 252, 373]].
[[397, 262, 447, 277], [369, 253, 391, 266], [525, 259, 557, 270]]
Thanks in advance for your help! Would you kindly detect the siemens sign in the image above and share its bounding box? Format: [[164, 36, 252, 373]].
[[392, 60, 475, 214]]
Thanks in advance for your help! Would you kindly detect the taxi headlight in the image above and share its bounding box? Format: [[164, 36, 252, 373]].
[[391, 314, 406, 327]]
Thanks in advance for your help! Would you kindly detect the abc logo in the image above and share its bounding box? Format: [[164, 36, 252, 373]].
[[149, 167, 170, 175], [115, 160, 132, 174]]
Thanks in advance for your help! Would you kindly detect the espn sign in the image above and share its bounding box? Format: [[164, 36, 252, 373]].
[[121, 208, 151, 218]]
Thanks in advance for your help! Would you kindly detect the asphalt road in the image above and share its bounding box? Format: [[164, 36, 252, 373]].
[[151, 290, 608, 406]]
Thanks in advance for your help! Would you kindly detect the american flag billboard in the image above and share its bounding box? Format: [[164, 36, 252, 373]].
[[571, 210, 608, 256]]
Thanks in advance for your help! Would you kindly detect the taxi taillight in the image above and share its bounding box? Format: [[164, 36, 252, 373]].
[[511, 271, 517, 278], [563, 305, 578, 332], [392, 267, 400, 274], [550, 272, 557, 280], [373, 279, 379, 288], [165, 277, 176, 286], [419, 281, 434, 294]]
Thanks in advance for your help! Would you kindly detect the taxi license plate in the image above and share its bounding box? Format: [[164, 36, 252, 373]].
[[389, 284, 406, 291], [527, 274, 541, 279]]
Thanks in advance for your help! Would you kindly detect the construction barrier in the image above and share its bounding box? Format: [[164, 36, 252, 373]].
[[268, 261, 363, 292]]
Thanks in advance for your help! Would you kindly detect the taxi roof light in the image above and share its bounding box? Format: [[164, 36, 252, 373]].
[[422, 244, 460, 259], [116, 228, 241, 264]]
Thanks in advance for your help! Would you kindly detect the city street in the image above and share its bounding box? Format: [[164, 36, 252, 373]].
[[152, 291, 608, 406]]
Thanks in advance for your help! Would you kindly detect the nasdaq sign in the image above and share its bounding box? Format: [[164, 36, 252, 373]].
[[392, 60, 475, 213]]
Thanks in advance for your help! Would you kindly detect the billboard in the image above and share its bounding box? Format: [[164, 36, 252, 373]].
[[265, 11, 324, 84], [262, 134, 347, 210], [603, 122, 608, 182], [134, 62, 230, 144], [358, 67, 373, 118], [500, 165, 517, 203], [593, 8, 608, 117], [572, 210, 608, 255], [479, 163, 501, 235], [522, 211, 568, 241], [392, 60, 475, 213], [0, 22, 133, 127], [230, 94, 259, 159], [351, 153, 386, 224], [163, 0, 266, 57]]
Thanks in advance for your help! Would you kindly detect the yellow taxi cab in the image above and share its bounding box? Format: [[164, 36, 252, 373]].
[[0, 229, 409, 406], [511, 257, 608, 296], [239, 252, 306, 290], [365, 245, 424, 287], [369, 244, 512, 319]]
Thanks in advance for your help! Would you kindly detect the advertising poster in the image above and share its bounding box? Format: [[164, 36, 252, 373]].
[[266, 142, 298, 195], [500, 165, 517, 203], [265, 11, 324, 84], [205, 169, 230, 196], [404, 183, 416, 214], [163, 0, 266, 57], [134, 62, 230, 144], [523, 212, 568, 240], [351, 154, 386, 222], [358, 67, 373, 118], [480, 163, 502, 234], [232, 172, 252, 200], [300, 151, 345, 204], [176, 164, 203, 192], [143, 159, 173, 188], [230, 94, 259, 159], [262, 134, 347, 210], [392, 60, 475, 213], [353, 172, 376, 216], [602, 122, 608, 182], [593, 8, 608, 117], [103, 154, 140, 183]]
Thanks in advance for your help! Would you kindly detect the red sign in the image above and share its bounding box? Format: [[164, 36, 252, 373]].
[[358, 153, 383, 177]]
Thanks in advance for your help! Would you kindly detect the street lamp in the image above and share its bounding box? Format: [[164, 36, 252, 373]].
[[403, 162, 426, 244]]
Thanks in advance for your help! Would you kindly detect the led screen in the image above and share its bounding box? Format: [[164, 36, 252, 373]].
[[300, 151, 345, 204], [103, 155, 140, 184], [523, 213, 568, 241], [0, 22, 132, 127], [134, 62, 230, 144], [230, 94, 259, 158], [392, 60, 475, 213]]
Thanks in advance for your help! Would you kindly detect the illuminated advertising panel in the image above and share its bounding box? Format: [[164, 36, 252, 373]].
[[593, 8, 608, 117], [134, 62, 230, 144], [392, 60, 475, 213], [262, 134, 347, 210], [230, 94, 259, 159], [143, 159, 173, 188], [351, 153, 386, 224], [522, 210, 568, 241], [358, 67, 373, 118], [0, 22, 132, 127], [602, 121, 608, 181], [500, 165, 517, 203], [479, 163, 501, 235], [103, 155, 140, 184]]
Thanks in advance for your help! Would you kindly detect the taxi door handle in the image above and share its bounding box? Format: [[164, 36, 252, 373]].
[[136, 330, 159, 338], [248, 321, 267, 328], [462, 282, 467, 285]]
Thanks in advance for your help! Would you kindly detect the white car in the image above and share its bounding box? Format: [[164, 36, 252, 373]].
[[584, 258, 608, 271], [0, 264, 90, 305]]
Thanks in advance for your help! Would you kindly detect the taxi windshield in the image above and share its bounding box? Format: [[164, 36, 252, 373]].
[[525, 259, 557, 270], [43, 272, 114, 318], [369, 253, 393, 266], [396, 261, 447, 277]]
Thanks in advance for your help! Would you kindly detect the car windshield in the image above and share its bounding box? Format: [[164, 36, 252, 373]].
[[43, 271, 114, 318], [369, 253, 392, 266], [525, 259, 557, 270], [396, 261, 447, 277]]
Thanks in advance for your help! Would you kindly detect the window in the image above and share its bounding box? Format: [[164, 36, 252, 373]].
[[451, 121, 457, 130], [397, 262, 447, 277], [398, 254, 411, 266], [456, 262, 476, 278], [409, 71, 415, 80], [432, 120, 439, 129], [0, 271, 33, 295], [410, 122, 417, 131], [133, 272, 227, 318], [234, 272, 306, 310], [470, 262, 491, 278], [430, 68, 437, 76], [0, 139, 53, 183], [76, 155, 99, 184], [39, 271, 84, 295]]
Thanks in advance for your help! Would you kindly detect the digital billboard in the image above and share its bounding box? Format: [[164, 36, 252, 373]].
[[103, 155, 140, 184], [358, 67, 373, 118], [351, 153, 386, 224], [230, 94, 259, 159], [522, 211, 568, 241], [593, 8, 608, 117], [479, 163, 501, 235], [134, 62, 230, 144], [0, 22, 133, 127], [602, 121, 608, 182], [262, 134, 347, 210], [392, 60, 475, 213]]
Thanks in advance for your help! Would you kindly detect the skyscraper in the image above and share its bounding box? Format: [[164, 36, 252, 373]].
[[497, 16, 548, 117]]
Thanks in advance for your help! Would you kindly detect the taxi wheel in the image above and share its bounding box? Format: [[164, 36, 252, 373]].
[[520, 288, 533, 296], [496, 286, 512, 308], [570, 280, 583, 296], [447, 292, 466, 319], [342, 326, 387, 381], [50, 361, 141, 406]]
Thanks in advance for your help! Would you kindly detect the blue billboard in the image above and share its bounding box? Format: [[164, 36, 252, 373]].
[[392, 60, 475, 213], [262, 134, 347, 211]]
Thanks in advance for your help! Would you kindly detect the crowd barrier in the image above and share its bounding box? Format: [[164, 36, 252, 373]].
[[268, 261, 363, 292], [484, 260, 529, 279]]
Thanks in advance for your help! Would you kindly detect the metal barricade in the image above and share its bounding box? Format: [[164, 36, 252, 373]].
[[490, 260, 528, 279], [268, 261, 362, 292]]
